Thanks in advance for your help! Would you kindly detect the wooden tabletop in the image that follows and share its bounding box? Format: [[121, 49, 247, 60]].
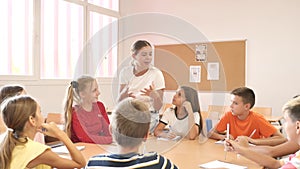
[[73, 137, 262, 169]]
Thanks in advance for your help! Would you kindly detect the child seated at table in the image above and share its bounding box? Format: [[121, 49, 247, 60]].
[[0, 84, 44, 144], [210, 87, 286, 146], [225, 96, 300, 168], [0, 95, 86, 169], [154, 86, 203, 140], [85, 98, 178, 169], [64, 75, 112, 144]]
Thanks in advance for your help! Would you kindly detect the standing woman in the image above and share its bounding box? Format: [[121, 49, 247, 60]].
[[0, 95, 86, 169], [64, 75, 112, 144], [118, 40, 165, 133]]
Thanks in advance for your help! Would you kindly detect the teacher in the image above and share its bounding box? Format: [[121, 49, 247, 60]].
[[117, 40, 165, 133]]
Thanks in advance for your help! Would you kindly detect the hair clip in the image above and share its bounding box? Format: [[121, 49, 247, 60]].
[[7, 128, 14, 132], [71, 81, 79, 89]]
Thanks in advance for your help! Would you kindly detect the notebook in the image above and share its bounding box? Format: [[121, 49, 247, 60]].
[[52, 145, 85, 154], [199, 160, 247, 169]]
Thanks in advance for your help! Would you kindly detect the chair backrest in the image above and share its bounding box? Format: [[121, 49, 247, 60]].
[[207, 105, 231, 119], [201, 111, 209, 119], [160, 103, 173, 114], [46, 112, 64, 124], [251, 107, 272, 117]]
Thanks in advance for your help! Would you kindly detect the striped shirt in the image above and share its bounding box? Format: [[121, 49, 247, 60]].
[[85, 152, 178, 169]]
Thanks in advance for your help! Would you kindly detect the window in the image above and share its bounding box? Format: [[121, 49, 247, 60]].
[[0, 0, 34, 76], [88, 0, 119, 11], [89, 12, 118, 77], [0, 0, 119, 79]]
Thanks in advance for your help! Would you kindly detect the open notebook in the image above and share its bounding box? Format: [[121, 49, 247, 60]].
[[51, 145, 85, 154], [199, 160, 247, 169]]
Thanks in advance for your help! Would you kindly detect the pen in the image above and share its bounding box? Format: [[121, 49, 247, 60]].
[[224, 123, 229, 160], [249, 129, 256, 138]]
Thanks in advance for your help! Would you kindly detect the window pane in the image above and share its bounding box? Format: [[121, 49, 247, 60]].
[[89, 12, 118, 77], [0, 0, 33, 75], [41, 0, 84, 79], [88, 0, 119, 11]]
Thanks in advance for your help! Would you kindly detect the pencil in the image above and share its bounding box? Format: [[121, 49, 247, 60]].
[[249, 129, 256, 138]]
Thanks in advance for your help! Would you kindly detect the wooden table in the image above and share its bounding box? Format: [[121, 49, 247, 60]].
[[74, 137, 262, 169]]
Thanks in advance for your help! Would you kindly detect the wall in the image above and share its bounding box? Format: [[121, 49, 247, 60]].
[[1, 0, 299, 117], [119, 0, 300, 116], [0, 79, 114, 117]]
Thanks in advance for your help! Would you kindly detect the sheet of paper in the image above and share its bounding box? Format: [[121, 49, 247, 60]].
[[157, 135, 181, 141], [195, 44, 207, 62], [190, 65, 201, 83], [199, 160, 247, 169], [207, 62, 219, 80], [215, 140, 256, 147], [52, 145, 85, 154]]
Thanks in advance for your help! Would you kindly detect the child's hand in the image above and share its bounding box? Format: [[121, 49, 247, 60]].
[[224, 139, 238, 152], [166, 131, 177, 139], [235, 136, 251, 147], [40, 122, 65, 139], [221, 134, 234, 140]]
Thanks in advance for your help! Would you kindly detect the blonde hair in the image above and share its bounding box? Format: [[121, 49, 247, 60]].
[[64, 75, 96, 138], [0, 95, 38, 169], [112, 98, 150, 148], [282, 97, 300, 122]]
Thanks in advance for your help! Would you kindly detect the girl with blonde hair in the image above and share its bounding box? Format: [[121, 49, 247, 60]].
[[64, 75, 112, 144]]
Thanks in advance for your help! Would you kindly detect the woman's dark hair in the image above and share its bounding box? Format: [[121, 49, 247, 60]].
[[131, 40, 152, 55]]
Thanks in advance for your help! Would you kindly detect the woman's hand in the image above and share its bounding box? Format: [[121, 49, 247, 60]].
[[119, 85, 135, 100], [140, 84, 154, 96]]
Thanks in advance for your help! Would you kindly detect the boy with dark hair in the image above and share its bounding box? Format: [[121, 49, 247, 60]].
[[225, 96, 300, 168], [210, 87, 286, 146]]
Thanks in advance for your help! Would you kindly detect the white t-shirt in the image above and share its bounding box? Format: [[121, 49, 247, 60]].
[[160, 108, 200, 137], [119, 65, 165, 97]]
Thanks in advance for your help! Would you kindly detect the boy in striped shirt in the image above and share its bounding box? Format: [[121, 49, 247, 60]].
[[85, 98, 178, 169]]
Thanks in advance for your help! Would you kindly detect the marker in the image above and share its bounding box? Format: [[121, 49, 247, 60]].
[[225, 123, 229, 160], [226, 123, 230, 139]]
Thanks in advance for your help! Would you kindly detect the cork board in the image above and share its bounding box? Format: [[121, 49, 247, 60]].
[[154, 40, 245, 91]]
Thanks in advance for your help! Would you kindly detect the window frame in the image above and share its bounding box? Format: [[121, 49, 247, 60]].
[[0, 0, 119, 82]]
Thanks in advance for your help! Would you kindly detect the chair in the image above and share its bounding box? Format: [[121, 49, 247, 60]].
[[207, 105, 231, 119], [159, 103, 174, 116], [251, 107, 272, 117], [251, 107, 283, 132], [45, 113, 65, 144], [46, 112, 64, 124]]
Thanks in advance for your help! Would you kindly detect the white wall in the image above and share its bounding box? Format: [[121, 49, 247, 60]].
[[1, 0, 300, 117], [0, 80, 114, 118], [119, 0, 300, 116]]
